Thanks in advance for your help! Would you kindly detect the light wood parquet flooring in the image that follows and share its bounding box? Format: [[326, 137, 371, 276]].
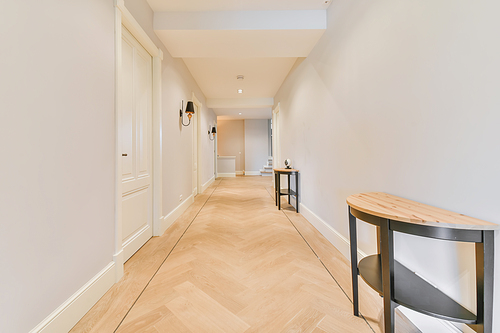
[[71, 176, 419, 333]]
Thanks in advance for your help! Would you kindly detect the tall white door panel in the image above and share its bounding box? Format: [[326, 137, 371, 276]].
[[121, 26, 153, 262]]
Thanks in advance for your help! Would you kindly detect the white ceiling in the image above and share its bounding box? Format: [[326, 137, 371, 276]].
[[182, 58, 298, 99], [148, 0, 330, 119]]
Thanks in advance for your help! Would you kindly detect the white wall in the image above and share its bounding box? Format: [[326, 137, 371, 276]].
[[217, 120, 245, 173], [124, 0, 217, 214], [0, 0, 217, 331], [201, 112, 217, 185], [274, 0, 500, 331], [0, 1, 115, 332], [244, 119, 269, 173]]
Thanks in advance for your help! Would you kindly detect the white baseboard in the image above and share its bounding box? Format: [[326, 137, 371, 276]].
[[217, 173, 236, 177], [159, 194, 194, 235], [298, 203, 367, 260], [245, 171, 261, 176], [398, 307, 463, 333], [122, 225, 152, 262], [30, 262, 116, 333], [236, 171, 244, 176], [201, 175, 215, 193], [113, 249, 124, 282]]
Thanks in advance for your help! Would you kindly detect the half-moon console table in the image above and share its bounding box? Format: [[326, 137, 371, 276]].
[[347, 192, 498, 333]]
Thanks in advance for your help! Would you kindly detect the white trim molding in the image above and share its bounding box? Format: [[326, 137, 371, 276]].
[[244, 171, 261, 176], [201, 175, 215, 193], [217, 173, 236, 178], [29, 263, 115, 333], [152, 55, 163, 236], [113, 0, 125, 283], [122, 225, 153, 262], [115, 0, 160, 58], [113, 250, 124, 281], [398, 307, 463, 333], [160, 194, 195, 236], [114, 0, 163, 278], [235, 171, 244, 176], [299, 203, 367, 260]]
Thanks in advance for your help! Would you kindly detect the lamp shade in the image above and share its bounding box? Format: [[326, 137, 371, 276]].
[[185, 101, 195, 114], [211, 126, 216, 134]]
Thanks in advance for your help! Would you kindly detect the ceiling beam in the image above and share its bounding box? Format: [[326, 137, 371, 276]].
[[154, 10, 326, 31], [207, 98, 274, 109]]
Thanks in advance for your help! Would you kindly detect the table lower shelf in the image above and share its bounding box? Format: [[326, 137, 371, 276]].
[[278, 189, 297, 197], [358, 254, 476, 324]]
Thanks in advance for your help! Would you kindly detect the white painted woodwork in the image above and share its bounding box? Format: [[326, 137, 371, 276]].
[[121, 26, 153, 262], [29, 263, 116, 333]]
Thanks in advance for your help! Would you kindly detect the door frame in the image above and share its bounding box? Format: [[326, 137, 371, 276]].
[[192, 93, 202, 195], [114, 0, 163, 281]]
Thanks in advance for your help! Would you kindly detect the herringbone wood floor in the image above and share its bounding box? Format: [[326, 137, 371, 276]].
[[71, 176, 419, 333]]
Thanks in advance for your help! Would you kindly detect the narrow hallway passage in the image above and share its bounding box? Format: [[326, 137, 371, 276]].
[[116, 176, 373, 332], [73, 176, 403, 333]]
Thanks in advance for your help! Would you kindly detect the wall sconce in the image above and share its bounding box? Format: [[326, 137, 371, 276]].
[[208, 126, 216, 141], [180, 100, 195, 126]]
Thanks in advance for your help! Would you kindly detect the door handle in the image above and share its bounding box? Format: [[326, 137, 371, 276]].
[[122, 153, 128, 156]]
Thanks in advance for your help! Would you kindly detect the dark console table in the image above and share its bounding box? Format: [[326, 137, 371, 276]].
[[274, 168, 299, 213], [347, 192, 498, 333]]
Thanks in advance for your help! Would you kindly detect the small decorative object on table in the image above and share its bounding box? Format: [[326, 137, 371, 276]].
[[284, 159, 292, 169]]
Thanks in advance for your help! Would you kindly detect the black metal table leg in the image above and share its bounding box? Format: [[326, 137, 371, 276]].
[[295, 172, 299, 213], [274, 171, 279, 206], [380, 219, 395, 333], [277, 173, 281, 210], [287, 174, 291, 204], [474, 230, 494, 333], [349, 209, 359, 316]]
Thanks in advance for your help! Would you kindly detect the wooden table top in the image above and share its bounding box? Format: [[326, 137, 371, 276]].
[[347, 192, 498, 230], [273, 168, 299, 173]]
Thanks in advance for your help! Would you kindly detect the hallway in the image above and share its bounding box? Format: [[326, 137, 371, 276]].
[[72, 176, 416, 333]]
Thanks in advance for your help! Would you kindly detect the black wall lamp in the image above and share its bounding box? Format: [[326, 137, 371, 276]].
[[180, 100, 195, 126], [208, 126, 216, 141]]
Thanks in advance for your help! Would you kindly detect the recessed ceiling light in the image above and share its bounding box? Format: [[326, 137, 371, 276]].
[[238, 89, 243, 94], [239, 113, 242, 115]]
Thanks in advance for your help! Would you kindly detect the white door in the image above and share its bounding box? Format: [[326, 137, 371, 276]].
[[121, 26, 153, 262], [192, 103, 198, 196]]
